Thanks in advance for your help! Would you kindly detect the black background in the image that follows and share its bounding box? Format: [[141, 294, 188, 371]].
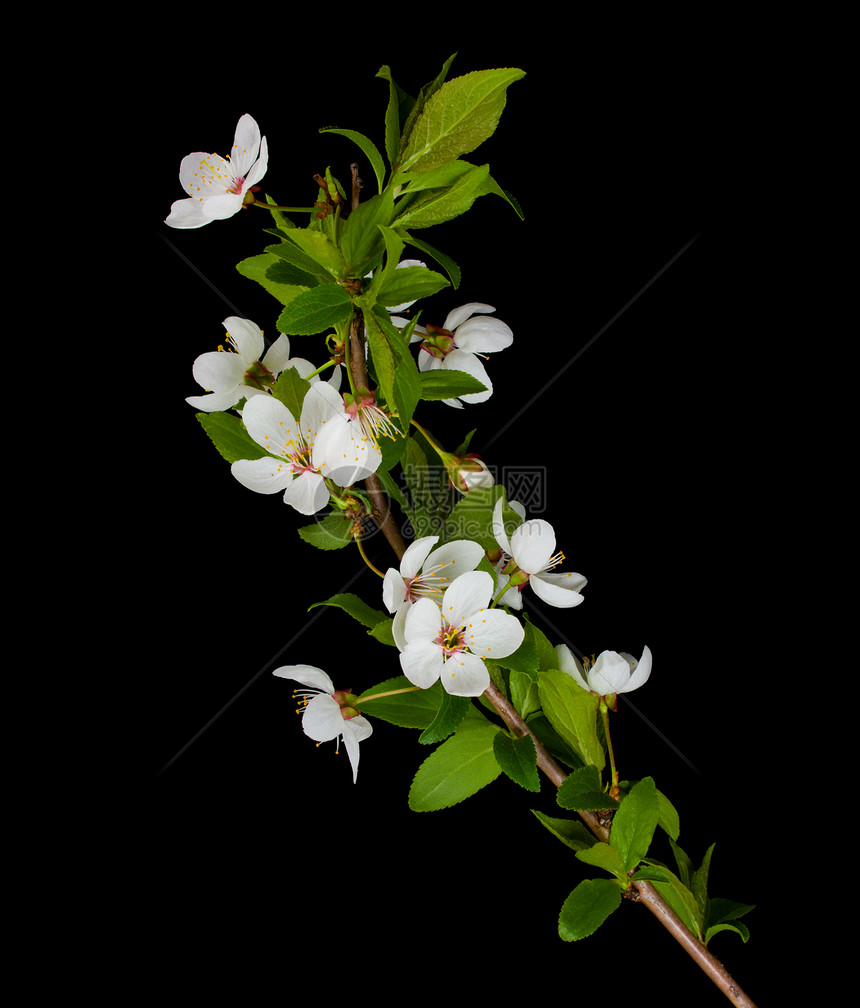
[[138, 21, 796, 1005]]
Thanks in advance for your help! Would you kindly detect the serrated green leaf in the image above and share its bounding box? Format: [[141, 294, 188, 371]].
[[493, 732, 540, 792], [375, 64, 413, 166], [641, 858, 704, 939], [558, 878, 622, 942], [575, 842, 627, 881], [264, 240, 333, 284], [611, 776, 659, 873], [272, 366, 312, 422], [393, 163, 493, 229], [704, 921, 750, 945], [531, 810, 595, 852], [418, 368, 487, 401], [355, 676, 440, 728], [656, 787, 681, 841], [195, 411, 269, 464], [691, 842, 716, 920], [419, 689, 471, 745], [538, 669, 605, 770], [408, 721, 501, 811], [375, 263, 450, 308], [399, 68, 525, 175], [236, 252, 310, 306], [509, 668, 541, 720], [296, 512, 352, 550], [556, 765, 619, 812], [279, 228, 346, 278], [363, 305, 421, 428], [277, 283, 354, 336], [397, 230, 461, 289], [367, 618, 396, 647], [339, 189, 395, 276], [308, 592, 388, 628], [320, 128, 387, 194], [392, 53, 457, 173]]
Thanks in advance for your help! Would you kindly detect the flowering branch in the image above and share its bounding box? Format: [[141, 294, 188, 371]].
[[166, 54, 759, 1008]]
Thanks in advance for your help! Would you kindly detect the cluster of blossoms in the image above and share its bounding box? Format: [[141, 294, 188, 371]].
[[169, 113, 651, 783]]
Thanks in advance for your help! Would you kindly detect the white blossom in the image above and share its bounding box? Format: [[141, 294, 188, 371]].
[[556, 644, 652, 703], [272, 665, 371, 783], [166, 114, 268, 229]]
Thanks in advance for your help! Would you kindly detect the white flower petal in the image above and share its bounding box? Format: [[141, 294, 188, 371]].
[[620, 645, 652, 693], [452, 315, 513, 355], [530, 572, 586, 608], [404, 597, 442, 643], [462, 608, 524, 659], [261, 333, 292, 373], [440, 650, 491, 697], [424, 539, 485, 591], [588, 651, 632, 695], [272, 664, 334, 693], [231, 456, 293, 494], [400, 639, 444, 689], [230, 114, 263, 176], [190, 349, 247, 397], [510, 519, 556, 574], [443, 302, 495, 331], [281, 470, 329, 515], [223, 316, 265, 362], [440, 570, 493, 629], [400, 535, 440, 579], [491, 499, 513, 554], [442, 350, 493, 404], [241, 394, 302, 458], [555, 644, 591, 690], [383, 569, 408, 613], [391, 602, 410, 651], [301, 693, 346, 742]]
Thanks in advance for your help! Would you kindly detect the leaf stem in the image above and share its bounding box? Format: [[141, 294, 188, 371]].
[[600, 699, 621, 799], [355, 686, 421, 705], [355, 533, 385, 578]]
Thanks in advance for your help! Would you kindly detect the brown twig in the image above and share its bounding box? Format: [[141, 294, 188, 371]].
[[342, 171, 756, 1008]]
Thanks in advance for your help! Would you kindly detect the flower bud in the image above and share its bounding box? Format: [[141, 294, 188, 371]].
[[440, 452, 494, 494]]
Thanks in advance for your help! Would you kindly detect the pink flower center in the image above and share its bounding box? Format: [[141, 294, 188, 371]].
[[436, 624, 466, 657]]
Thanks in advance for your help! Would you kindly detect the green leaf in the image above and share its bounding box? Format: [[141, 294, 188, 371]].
[[375, 264, 450, 309], [367, 618, 396, 647], [279, 228, 346, 278], [272, 366, 312, 422], [236, 252, 311, 306], [363, 305, 421, 428], [530, 810, 595, 852], [408, 721, 502, 811], [355, 676, 440, 729], [339, 189, 395, 276], [392, 53, 458, 172], [656, 787, 681, 841], [704, 921, 750, 945], [538, 668, 605, 770], [276, 283, 354, 336], [493, 732, 540, 792], [394, 163, 494, 229], [419, 690, 471, 745], [610, 776, 659, 873], [375, 64, 413, 166], [398, 68, 526, 175], [296, 512, 353, 550], [308, 592, 388, 628], [641, 858, 704, 938], [320, 127, 387, 194], [397, 230, 461, 289], [195, 411, 268, 464], [575, 842, 627, 882], [442, 484, 512, 550], [509, 668, 541, 720], [264, 239, 334, 284], [558, 878, 622, 942], [556, 765, 619, 812], [691, 842, 715, 921], [418, 368, 487, 401]]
